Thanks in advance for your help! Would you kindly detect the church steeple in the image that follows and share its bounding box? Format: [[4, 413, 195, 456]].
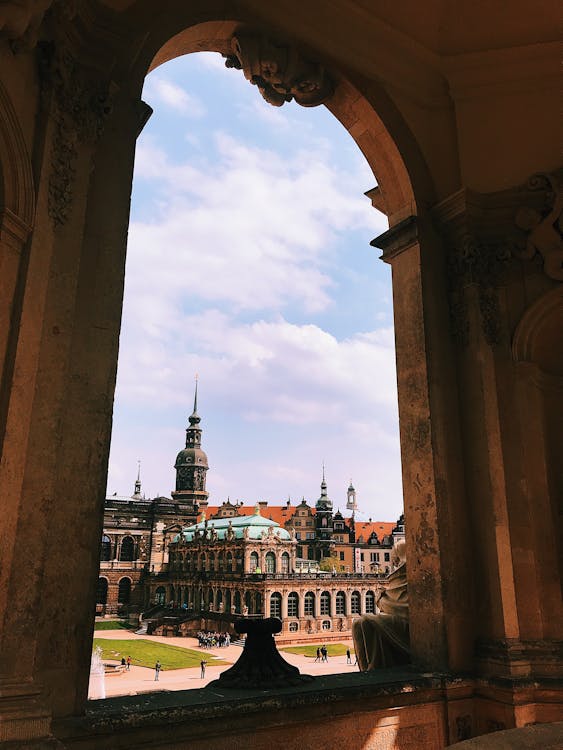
[[133, 460, 142, 499], [314, 464, 334, 560], [172, 378, 209, 517]]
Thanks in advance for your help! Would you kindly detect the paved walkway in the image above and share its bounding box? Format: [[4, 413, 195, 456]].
[[90, 630, 358, 698]]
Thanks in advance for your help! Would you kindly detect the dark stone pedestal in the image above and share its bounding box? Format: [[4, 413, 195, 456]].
[[208, 617, 314, 689]]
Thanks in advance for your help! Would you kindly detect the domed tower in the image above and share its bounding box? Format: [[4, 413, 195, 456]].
[[171, 379, 209, 516], [315, 465, 334, 560]]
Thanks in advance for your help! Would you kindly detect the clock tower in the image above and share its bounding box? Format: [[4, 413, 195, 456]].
[[171, 379, 209, 517]]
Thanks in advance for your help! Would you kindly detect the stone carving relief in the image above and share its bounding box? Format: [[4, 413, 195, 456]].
[[514, 173, 563, 281], [0, 0, 83, 50], [447, 233, 512, 346], [38, 41, 115, 227], [225, 34, 333, 107], [0, 0, 52, 48]]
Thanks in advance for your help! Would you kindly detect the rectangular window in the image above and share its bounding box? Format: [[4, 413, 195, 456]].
[[304, 596, 314, 616], [384, 552, 390, 561], [360, 553, 364, 561], [295, 532, 301, 540], [339, 552, 344, 561], [306, 532, 314, 540]]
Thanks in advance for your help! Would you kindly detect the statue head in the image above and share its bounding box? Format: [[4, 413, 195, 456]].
[[392, 541, 407, 567]]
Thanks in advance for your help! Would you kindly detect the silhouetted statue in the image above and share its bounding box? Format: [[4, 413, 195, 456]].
[[352, 542, 409, 669]]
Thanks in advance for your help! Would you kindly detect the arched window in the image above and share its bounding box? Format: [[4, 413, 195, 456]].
[[100, 535, 111, 561], [270, 592, 282, 618], [245, 591, 252, 613], [322, 620, 331, 630], [304, 591, 315, 616], [155, 586, 165, 606], [119, 535, 134, 561], [365, 590, 375, 614], [201, 554, 207, 572], [218, 552, 224, 573], [335, 591, 346, 615], [234, 590, 241, 613], [265, 552, 276, 573], [227, 552, 233, 572], [97, 577, 108, 604], [320, 591, 331, 615], [255, 592, 263, 614], [287, 592, 299, 618], [322, 517, 327, 527], [281, 552, 290, 574], [225, 590, 232, 614], [289, 621, 299, 632], [118, 577, 131, 604], [216, 589, 223, 610], [249, 552, 259, 573], [208, 589, 214, 609], [351, 591, 361, 614], [208, 553, 215, 572]]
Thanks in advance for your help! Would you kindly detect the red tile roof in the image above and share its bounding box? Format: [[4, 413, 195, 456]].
[[200, 506, 395, 539], [354, 521, 395, 543]]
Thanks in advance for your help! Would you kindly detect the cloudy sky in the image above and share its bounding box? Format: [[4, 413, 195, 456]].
[[106, 52, 404, 522]]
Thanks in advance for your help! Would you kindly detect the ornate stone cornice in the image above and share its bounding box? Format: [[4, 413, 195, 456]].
[[225, 33, 334, 108], [433, 173, 562, 347]]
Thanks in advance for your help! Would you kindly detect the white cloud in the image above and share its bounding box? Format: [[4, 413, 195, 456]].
[[144, 77, 206, 117], [130, 132, 384, 317]]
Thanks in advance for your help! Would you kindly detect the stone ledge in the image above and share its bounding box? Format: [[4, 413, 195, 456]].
[[55, 668, 443, 744]]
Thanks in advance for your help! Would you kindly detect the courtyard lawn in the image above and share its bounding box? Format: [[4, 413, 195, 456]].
[[280, 643, 353, 658], [94, 620, 132, 631], [93, 639, 230, 670]]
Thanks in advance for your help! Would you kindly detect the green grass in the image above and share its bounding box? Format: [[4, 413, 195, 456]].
[[93, 638, 230, 670], [94, 620, 132, 631], [280, 643, 353, 658]]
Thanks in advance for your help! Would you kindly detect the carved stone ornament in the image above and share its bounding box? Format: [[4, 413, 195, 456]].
[[446, 233, 512, 346], [514, 172, 563, 282], [225, 34, 334, 107], [0, 0, 82, 51], [0, 0, 53, 49], [38, 41, 115, 227]]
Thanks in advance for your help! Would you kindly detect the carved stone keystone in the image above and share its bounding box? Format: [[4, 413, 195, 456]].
[[209, 617, 314, 689], [225, 34, 333, 108]]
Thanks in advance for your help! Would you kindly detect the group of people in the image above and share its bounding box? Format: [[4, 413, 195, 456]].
[[196, 630, 231, 649], [314, 645, 329, 662]]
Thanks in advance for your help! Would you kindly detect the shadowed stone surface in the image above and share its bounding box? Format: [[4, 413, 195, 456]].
[[208, 617, 314, 689]]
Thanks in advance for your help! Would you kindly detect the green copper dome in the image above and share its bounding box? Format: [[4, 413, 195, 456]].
[[174, 512, 291, 542]]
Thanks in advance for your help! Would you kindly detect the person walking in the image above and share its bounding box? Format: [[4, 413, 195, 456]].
[[314, 647, 321, 662], [154, 661, 161, 681], [126, 656, 131, 671], [120, 657, 126, 667], [321, 645, 328, 662], [200, 659, 207, 679], [346, 648, 352, 664]]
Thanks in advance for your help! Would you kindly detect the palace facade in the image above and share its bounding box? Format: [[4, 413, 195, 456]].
[[97, 388, 403, 635]]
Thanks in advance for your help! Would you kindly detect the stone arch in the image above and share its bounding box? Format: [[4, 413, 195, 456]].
[[0, 78, 35, 232], [96, 577, 108, 605], [119, 535, 135, 562], [138, 17, 432, 226], [512, 286, 563, 376], [118, 577, 131, 604]]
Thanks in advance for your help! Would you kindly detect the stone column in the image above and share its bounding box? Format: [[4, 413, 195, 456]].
[[281, 590, 289, 619], [372, 215, 473, 672], [0, 57, 150, 732]]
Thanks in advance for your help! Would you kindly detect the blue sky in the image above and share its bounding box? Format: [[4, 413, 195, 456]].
[[106, 52, 403, 522]]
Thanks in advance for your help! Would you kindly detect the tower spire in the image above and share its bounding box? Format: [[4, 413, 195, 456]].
[[193, 374, 198, 416], [133, 460, 142, 497]]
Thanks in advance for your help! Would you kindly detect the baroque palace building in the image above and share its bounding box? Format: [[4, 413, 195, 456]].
[[97, 388, 404, 633]]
